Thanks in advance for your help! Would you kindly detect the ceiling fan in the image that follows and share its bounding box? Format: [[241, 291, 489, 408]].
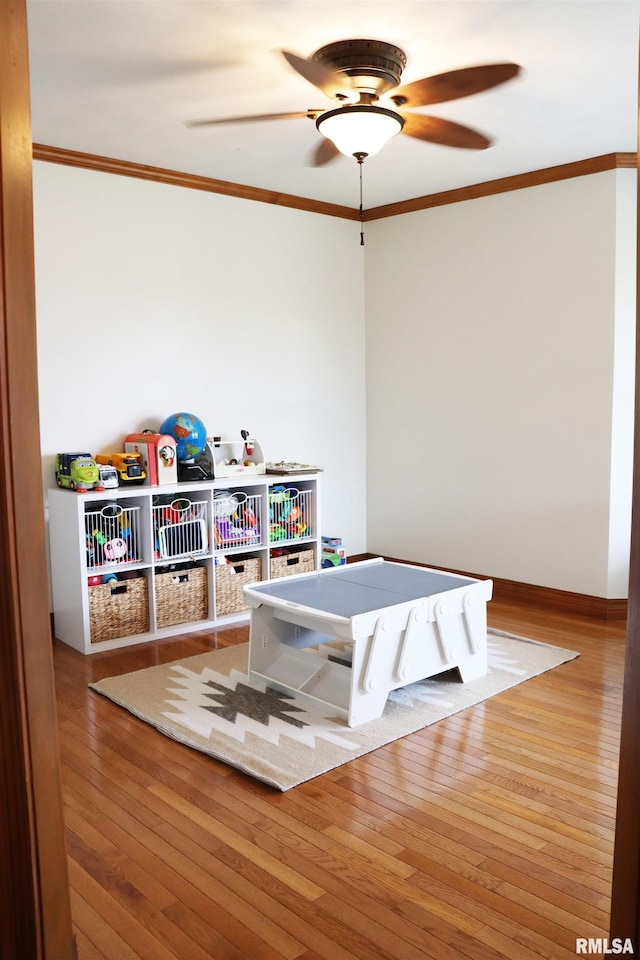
[[187, 38, 522, 166]]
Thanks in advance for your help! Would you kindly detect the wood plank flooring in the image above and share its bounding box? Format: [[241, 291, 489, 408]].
[[53, 599, 625, 960]]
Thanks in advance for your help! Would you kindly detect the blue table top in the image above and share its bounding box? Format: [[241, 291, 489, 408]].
[[249, 560, 476, 618]]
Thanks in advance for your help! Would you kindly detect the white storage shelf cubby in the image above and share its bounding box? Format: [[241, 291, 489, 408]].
[[48, 472, 321, 654]]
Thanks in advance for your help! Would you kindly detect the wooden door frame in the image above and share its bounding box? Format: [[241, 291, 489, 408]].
[[610, 40, 640, 947], [0, 1, 637, 952], [0, 2, 74, 957]]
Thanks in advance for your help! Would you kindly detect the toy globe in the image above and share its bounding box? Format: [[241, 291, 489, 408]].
[[159, 412, 207, 462]]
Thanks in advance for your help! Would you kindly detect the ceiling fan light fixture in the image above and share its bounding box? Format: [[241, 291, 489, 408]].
[[316, 104, 404, 158]]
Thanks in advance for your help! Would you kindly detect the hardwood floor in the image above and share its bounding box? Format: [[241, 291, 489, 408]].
[[53, 599, 625, 960]]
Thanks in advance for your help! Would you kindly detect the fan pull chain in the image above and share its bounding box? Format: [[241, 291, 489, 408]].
[[355, 151, 367, 246]]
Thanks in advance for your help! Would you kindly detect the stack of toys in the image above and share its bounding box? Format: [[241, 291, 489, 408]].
[[269, 485, 308, 541], [322, 535, 347, 568]]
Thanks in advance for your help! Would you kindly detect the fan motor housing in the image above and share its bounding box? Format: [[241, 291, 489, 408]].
[[311, 39, 407, 95]]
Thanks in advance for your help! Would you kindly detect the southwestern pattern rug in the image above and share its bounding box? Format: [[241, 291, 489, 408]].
[[90, 631, 578, 790]]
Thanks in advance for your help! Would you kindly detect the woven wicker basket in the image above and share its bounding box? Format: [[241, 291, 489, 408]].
[[155, 566, 208, 629], [215, 556, 261, 616], [270, 547, 315, 579], [89, 577, 149, 644]]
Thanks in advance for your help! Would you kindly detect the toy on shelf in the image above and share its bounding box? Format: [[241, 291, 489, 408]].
[[87, 573, 117, 587], [158, 412, 212, 482], [95, 464, 118, 490], [213, 490, 261, 548], [152, 496, 209, 561], [124, 432, 177, 486], [269, 485, 310, 541], [266, 460, 323, 474], [87, 570, 144, 594], [95, 452, 147, 485], [160, 412, 207, 461], [181, 442, 215, 482], [211, 429, 265, 478], [55, 453, 99, 492], [84, 502, 141, 569]]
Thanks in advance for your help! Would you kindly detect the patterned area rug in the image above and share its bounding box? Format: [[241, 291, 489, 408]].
[[90, 631, 578, 791]]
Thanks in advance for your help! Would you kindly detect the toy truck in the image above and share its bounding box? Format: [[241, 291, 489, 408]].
[[96, 463, 119, 489], [55, 453, 99, 491], [95, 452, 147, 485]]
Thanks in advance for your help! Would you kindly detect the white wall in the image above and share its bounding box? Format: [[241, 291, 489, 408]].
[[33, 161, 636, 599], [364, 170, 635, 598], [32, 161, 368, 555]]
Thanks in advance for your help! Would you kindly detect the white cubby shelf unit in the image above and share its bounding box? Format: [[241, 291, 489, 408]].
[[48, 472, 321, 654]]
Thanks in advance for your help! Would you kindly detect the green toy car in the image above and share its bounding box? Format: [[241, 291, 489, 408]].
[[55, 452, 99, 490]]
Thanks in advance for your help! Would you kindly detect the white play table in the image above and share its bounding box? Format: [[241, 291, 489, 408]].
[[243, 558, 493, 727]]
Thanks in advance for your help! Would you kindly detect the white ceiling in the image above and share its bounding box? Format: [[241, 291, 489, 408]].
[[26, 0, 640, 210]]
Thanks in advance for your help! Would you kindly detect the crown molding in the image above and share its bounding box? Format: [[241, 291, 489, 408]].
[[32, 143, 636, 222], [31, 143, 360, 221], [366, 152, 638, 220]]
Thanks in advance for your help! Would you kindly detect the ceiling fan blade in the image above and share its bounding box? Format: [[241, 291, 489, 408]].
[[281, 50, 355, 100], [400, 113, 491, 150], [308, 138, 342, 167], [186, 110, 317, 128], [392, 63, 521, 107]]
